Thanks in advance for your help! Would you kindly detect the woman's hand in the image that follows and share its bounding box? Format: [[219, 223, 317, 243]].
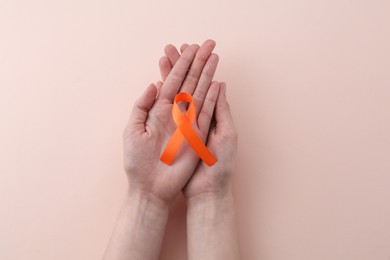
[[123, 40, 220, 204], [160, 43, 240, 260], [159, 44, 238, 201]]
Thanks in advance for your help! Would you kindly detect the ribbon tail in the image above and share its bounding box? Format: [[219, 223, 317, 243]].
[[178, 120, 217, 166], [160, 129, 185, 165]]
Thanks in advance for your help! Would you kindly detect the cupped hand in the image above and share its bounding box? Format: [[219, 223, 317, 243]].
[[123, 40, 220, 204], [160, 44, 238, 200]]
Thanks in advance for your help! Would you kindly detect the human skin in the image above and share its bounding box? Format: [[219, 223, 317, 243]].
[[103, 40, 223, 260], [160, 43, 240, 260]]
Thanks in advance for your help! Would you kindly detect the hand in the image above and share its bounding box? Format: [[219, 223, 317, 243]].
[[159, 43, 238, 200], [160, 44, 240, 260], [123, 40, 220, 204]]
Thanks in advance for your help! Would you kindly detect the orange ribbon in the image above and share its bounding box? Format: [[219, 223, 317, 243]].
[[160, 92, 217, 166]]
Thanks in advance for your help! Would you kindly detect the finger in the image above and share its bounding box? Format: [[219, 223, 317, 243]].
[[197, 81, 220, 135], [180, 43, 189, 53], [159, 56, 171, 81], [161, 44, 183, 82], [164, 44, 180, 66], [192, 53, 219, 116], [180, 39, 216, 94], [155, 81, 163, 98], [215, 82, 235, 135], [129, 83, 158, 132], [160, 44, 188, 83], [158, 44, 199, 101]]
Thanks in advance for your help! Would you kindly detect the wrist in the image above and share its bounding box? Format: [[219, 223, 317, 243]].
[[186, 188, 240, 260], [104, 185, 170, 260], [186, 188, 235, 226], [185, 180, 233, 203], [126, 187, 170, 213], [187, 187, 233, 204]]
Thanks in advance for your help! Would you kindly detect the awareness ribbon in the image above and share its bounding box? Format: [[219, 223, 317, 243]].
[[160, 92, 217, 166]]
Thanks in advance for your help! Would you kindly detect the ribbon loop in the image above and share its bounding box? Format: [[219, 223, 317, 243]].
[[160, 92, 217, 166]]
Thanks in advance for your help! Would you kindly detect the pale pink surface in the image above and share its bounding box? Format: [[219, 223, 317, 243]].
[[1, 1, 390, 259]]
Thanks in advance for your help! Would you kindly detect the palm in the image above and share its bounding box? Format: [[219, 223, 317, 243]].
[[124, 98, 206, 202], [183, 122, 237, 198]]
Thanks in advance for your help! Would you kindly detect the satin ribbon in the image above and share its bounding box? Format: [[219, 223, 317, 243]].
[[160, 92, 217, 166]]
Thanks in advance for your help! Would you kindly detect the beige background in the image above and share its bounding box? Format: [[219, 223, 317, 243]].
[[1, 0, 390, 259]]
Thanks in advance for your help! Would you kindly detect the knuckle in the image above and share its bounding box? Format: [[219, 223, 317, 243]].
[[185, 70, 200, 84], [201, 68, 213, 79], [223, 128, 238, 141], [194, 88, 207, 101], [195, 52, 209, 63], [181, 53, 194, 65], [199, 109, 213, 121], [170, 70, 183, 83], [217, 101, 229, 111]]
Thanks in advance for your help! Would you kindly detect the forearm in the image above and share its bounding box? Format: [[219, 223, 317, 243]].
[[186, 189, 240, 260], [103, 189, 169, 260]]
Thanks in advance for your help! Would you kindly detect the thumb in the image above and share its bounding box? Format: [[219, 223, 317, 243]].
[[129, 83, 158, 131]]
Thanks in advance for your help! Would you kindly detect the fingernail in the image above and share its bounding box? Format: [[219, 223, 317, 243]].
[[205, 39, 216, 47]]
